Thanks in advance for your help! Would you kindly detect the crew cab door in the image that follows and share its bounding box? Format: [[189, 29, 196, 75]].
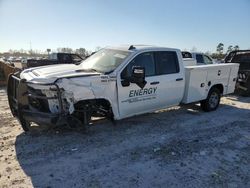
[[117, 51, 184, 119]]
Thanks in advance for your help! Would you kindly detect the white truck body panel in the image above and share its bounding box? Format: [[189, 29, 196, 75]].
[[183, 58, 197, 66], [117, 72, 185, 120], [182, 63, 239, 104], [114, 47, 186, 119]]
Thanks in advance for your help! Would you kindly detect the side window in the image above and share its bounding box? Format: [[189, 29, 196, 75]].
[[196, 54, 204, 64], [155, 51, 179, 74], [121, 52, 156, 78], [204, 55, 213, 64]]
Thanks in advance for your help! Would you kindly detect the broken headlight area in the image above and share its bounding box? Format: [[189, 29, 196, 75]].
[[60, 91, 75, 114], [26, 85, 59, 113], [22, 81, 76, 116], [27, 86, 51, 112]]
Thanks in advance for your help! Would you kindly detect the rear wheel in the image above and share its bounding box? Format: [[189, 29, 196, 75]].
[[201, 88, 221, 112]]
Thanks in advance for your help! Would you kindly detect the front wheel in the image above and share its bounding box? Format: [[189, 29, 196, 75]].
[[17, 105, 31, 132], [201, 88, 221, 112]]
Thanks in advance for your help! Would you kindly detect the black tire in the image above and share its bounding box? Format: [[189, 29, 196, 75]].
[[18, 114, 31, 132], [19, 118, 31, 132], [17, 105, 31, 132], [201, 87, 221, 112]]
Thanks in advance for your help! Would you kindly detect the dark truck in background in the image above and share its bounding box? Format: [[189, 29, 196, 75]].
[[225, 50, 250, 96], [27, 53, 84, 68]]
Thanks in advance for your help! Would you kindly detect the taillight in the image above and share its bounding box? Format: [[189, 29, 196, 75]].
[[238, 72, 248, 80]]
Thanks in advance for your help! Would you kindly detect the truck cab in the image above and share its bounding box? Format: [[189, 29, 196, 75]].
[[117, 47, 185, 118], [192, 52, 215, 65], [49, 53, 83, 63], [182, 51, 215, 66], [27, 53, 83, 68]]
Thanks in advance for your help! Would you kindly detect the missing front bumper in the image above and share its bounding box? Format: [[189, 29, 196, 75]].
[[7, 73, 65, 129]]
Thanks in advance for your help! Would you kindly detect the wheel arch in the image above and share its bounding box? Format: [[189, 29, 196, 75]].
[[201, 84, 223, 112], [73, 98, 114, 116], [210, 84, 224, 95]]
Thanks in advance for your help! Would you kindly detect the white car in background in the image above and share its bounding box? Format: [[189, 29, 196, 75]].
[[182, 51, 216, 66]]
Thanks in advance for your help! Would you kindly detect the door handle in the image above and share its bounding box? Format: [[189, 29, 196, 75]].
[[176, 78, 183, 81], [150, 81, 160, 85]]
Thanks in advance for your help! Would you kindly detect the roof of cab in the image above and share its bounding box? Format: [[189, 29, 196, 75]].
[[106, 45, 179, 52]]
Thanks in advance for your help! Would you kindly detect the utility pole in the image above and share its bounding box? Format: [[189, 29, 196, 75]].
[[47, 49, 51, 56], [29, 41, 33, 55]]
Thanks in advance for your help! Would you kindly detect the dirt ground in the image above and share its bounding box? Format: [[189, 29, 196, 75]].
[[0, 87, 250, 188]]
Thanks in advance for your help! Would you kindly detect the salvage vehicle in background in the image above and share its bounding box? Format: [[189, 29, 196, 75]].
[[182, 51, 216, 66], [27, 53, 84, 68], [225, 50, 250, 96], [7, 45, 239, 132]]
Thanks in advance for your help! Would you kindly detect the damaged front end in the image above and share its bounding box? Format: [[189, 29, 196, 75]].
[[7, 72, 86, 131]]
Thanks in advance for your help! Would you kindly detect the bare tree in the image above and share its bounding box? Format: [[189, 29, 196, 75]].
[[75, 48, 87, 57], [57, 47, 73, 53]]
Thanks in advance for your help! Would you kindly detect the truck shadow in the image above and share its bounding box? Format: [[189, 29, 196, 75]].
[[226, 95, 250, 104], [14, 95, 250, 187]]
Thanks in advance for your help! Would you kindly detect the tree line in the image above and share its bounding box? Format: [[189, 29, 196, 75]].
[[0, 47, 94, 58], [0, 44, 245, 60], [212, 43, 240, 59]]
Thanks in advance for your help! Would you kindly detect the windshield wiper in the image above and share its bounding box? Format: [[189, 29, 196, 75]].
[[89, 68, 99, 72], [75, 68, 100, 73], [104, 70, 114, 74]]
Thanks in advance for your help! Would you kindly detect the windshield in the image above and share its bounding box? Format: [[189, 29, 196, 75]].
[[80, 49, 131, 73]]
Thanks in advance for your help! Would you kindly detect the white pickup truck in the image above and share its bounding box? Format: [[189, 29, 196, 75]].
[[182, 51, 216, 66], [8, 45, 239, 131]]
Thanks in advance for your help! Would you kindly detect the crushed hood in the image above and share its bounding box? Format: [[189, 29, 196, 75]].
[[20, 64, 100, 83]]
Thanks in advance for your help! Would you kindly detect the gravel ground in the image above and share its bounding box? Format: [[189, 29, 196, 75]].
[[0, 87, 250, 188]]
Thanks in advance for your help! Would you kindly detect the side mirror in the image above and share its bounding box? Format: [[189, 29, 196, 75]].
[[131, 66, 147, 89]]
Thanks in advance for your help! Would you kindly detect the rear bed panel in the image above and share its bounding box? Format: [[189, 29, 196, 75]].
[[182, 63, 239, 104]]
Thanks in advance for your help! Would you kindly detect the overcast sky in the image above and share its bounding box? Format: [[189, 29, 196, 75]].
[[0, 0, 250, 53]]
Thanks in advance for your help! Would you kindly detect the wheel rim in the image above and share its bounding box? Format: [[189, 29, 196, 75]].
[[209, 92, 219, 109]]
